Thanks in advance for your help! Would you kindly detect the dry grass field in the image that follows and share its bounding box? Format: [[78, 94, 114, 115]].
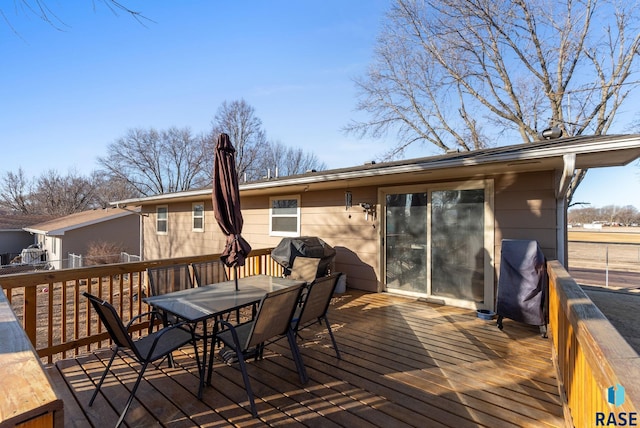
[[568, 227, 640, 272], [568, 228, 640, 354]]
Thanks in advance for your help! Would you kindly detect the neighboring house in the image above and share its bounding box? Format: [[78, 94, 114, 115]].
[[23, 207, 142, 270], [113, 135, 640, 311], [0, 212, 55, 265]]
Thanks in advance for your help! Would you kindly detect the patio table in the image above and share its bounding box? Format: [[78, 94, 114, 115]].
[[143, 274, 305, 398]]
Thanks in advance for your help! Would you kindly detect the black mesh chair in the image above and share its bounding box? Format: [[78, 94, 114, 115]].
[[191, 260, 229, 287], [83, 292, 200, 428], [146, 264, 194, 325], [147, 264, 194, 296], [214, 283, 306, 418], [292, 273, 342, 359]]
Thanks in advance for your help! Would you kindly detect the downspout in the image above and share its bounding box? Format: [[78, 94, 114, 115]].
[[139, 213, 144, 261], [115, 204, 145, 261], [555, 154, 576, 267]]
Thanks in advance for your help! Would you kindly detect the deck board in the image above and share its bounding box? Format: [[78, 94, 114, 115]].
[[45, 290, 565, 427]]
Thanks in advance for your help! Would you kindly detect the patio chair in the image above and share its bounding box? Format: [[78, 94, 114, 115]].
[[192, 259, 250, 325], [147, 264, 194, 296], [292, 273, 342, 359], [146, 264, 194, 326], [191, 260, 229, 286], [214, 283, 306, 418], [83, 292, 200, 428], [288, 256, 321, 284]]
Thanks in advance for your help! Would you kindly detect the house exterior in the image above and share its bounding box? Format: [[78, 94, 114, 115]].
[[0, 213, 55, 265], [23, 207, 142, 269], [113, 135, 640, 310]]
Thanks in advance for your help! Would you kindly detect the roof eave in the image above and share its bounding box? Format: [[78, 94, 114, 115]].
[[110, 135, 640, 206], [24, 210, 139, 235]]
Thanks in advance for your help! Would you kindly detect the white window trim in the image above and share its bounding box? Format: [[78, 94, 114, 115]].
[[156, 205, 168, 235], [269, 195, 301, 237], [192, 202, 205, 232]]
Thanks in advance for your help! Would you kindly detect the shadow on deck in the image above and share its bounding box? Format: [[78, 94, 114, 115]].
[[46, 290, 564, 427]]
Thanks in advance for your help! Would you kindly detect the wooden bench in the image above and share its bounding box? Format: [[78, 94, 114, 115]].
[[0, 288, 63, 427]]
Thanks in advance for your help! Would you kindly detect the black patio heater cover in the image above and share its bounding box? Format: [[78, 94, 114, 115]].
[[212, 133, 252, 289]]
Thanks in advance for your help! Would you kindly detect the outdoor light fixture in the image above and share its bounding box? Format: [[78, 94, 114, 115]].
[[359, 202, 375, 220]]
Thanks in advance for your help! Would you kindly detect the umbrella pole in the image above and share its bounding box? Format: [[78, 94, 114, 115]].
[[234, 266, 238, 290]]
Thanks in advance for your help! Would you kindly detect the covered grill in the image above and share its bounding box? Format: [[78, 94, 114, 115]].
[[496, 239, 548, 337], [271, 237, 336, 278]]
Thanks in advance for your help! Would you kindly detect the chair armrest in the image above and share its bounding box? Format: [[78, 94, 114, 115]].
[[141, 320, 196, 360], [151, 320, 195, 339], [126, 310, 164, 330], [215, 319, 242, 347]]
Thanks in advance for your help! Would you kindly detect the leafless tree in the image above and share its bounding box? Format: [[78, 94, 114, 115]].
[[210, 99, 269, 182], [615, 205, 640, 225], [0, 168, 33, 213], [90, 172, 138, 207], [347, 0, 640, 168], [0, 168, 140, 215], [254, 141, 327, 179], [1, 0, 148, 34], [98, 127, 212, 196], [30, 169, 97, 215], [568, 204, 640, 224], [210, 100, 327, 181]]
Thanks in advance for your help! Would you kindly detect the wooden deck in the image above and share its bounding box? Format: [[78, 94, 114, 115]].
[[45, 290, 565, 427]]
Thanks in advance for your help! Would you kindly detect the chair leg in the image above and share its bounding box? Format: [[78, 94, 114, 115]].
[[192, 334, 204, 400], [115, 361, 149, 428], [207, 321, 219, 386], [286, 329, 308, 384], [323, 316, 341, 359], [89, 348, 118, 406], [235, 349, 258, 418]]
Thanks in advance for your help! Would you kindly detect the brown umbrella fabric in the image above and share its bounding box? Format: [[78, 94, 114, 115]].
[[212, 133, 252, 279]]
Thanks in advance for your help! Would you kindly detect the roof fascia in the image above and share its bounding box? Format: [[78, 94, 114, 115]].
[[23, 210, 138, 236]]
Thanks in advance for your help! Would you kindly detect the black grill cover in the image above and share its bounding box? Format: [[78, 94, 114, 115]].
[[496, 239, 547, 326], [271, 237, 336, 277]]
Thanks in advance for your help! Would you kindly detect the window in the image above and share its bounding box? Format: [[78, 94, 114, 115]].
[[192, 202, 204, 232], [156, 205, 168, 234], [270, 196, 300, 236]]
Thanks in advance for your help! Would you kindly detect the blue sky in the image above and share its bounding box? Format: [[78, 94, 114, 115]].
[[1, 1, 639, 209]]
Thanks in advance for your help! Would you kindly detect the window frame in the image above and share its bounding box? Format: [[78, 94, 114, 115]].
[[269, 195, 301, 237], [192, 202, 205, 232], [156, 205, 168, 235]]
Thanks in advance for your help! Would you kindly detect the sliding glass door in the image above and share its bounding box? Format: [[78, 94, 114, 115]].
[[383, 182, 493, 308], [385, 192, 428, 293], [430, 189, 485, 303]]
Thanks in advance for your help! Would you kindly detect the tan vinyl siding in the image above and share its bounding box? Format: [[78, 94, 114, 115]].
[[144, 201, 226, 260], [141, 170, 560, 294], [493, 170, 558, 275], [298, 187, 380, 291]]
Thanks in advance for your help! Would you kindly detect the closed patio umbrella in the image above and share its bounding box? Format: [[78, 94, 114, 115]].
[[212, 133, 252, 290]]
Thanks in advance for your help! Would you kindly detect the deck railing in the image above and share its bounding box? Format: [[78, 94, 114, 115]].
[[3, 254, 639, 427], [547, 260, 640, 427], [0, 248, 282, 364]]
